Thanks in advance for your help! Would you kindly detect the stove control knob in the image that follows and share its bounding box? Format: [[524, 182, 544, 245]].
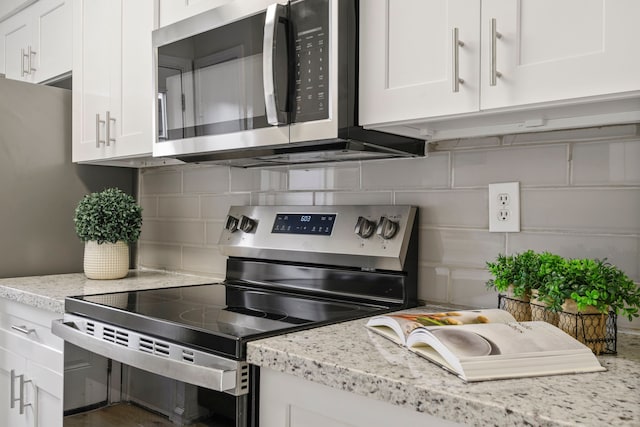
[[354, 216, 375, 239], [376, 216, 399, 240], [225, 215, 240, 232], [239, 215, 256, 233]]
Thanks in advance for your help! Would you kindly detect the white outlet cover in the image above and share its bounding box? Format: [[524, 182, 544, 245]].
[[489, 182, 520, 232]]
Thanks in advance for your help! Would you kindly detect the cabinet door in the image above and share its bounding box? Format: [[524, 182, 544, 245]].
[[31, 0, 72, 83], [0, 14, 32, 82], [359, 0, 480, 126], [0, 348, 31, 427], [72, 0, 116, 162], [108, 0, 154, 159], [481, 0, 640, 109]]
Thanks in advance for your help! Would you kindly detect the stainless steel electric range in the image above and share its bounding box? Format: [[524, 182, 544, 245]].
[[53, 205, 418, 426]]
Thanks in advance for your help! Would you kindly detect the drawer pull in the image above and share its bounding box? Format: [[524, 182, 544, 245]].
[[11, 325, 36, 335]]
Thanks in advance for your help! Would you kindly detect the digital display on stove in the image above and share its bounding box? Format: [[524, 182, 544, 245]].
[[271, 213, 336, 235]]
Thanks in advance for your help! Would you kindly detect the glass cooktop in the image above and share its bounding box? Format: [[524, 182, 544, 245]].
[[66, 283, 386, 359]]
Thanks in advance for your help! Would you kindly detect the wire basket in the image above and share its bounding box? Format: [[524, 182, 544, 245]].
[[498, 294, 617, 355]]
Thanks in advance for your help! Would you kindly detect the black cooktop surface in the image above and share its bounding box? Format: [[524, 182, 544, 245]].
[[66, 283, 387, 359]]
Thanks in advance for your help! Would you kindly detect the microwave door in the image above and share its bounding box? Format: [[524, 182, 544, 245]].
[[153, 0, 290, 159]]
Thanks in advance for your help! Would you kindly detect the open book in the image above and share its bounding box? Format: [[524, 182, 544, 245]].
[[365, 308, 605, 382]]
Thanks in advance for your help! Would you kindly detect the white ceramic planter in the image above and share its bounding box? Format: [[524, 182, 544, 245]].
[[83, 240, 129, 280]]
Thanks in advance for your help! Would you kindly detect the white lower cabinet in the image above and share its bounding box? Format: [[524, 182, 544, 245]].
[[259, 368, 465, 427], [0, 299, 63, 427]]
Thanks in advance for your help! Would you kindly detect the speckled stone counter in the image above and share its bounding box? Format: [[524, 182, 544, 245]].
[[247, 314, 640, 427], [0, 269, 219, 313]]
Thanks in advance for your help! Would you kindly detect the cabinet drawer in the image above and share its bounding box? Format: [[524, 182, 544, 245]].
[[0, 299, 63, 354]]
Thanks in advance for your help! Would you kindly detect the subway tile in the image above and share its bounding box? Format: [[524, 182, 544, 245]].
[[202, 194, 251, 220], [137, 243, 182, 270], [396, 190, 488, 228], [572, 139, 640, 185], [182, 246, 227, 276], [420, 229, 505, 269], [452, 145, 568, 187], [417, 265, 449, 303], [288, 165, 360, 190], [158, 195, 199, 219], [230, 168, 287, 192], [139, 196, 158, 219], [140, 169, 182, 195], [449, 268, 496, 308], [508, 232, 639, 281], [314, 191, 392, 205], [504, 124, 639, 145], [522, 188, 640, 233], [254, 192, 314, 205], [139, 220, 205, 245], [205, 221, 225, 246], [432, 136, 501, 151], [361, 154, 449, 190], [183, 165, 229, 193]]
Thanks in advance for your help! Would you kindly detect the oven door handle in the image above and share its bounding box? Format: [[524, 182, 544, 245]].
[[51, 319, 247, 395], [263, 2, 290, 126]]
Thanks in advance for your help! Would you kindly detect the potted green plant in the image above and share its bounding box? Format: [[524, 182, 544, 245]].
[[529, 252, 565, 325], [545, 258, 640, 354], [486, 250, 540, 321], [73, 188, 142, 279]]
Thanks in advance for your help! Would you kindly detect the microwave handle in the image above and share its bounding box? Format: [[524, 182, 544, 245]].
[[263, 3, 289, 126]]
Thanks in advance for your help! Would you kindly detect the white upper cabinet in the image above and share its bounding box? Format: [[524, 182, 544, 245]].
[[360, 0, 640, 140], [359, 0, 480, 125], [0, 0, 71, 83], [158, 0, 234, 27], [72, 0, 155, 163], [480, 0, 640, 109]]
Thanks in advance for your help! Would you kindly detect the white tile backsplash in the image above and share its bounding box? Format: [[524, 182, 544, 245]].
[[361, 154, 450, 189], [136, 126, 640, 330], [452, 145, 569, 187]]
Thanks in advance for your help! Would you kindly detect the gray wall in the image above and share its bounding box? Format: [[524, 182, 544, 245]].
[[136, 124, 640, 330], [0, 78, 135, 277]]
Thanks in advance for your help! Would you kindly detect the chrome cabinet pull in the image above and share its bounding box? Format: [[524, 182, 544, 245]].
[[96, 113, 105, 148], [21, 48, 28, 77], [105, 111, 116, 146], [452, 28, 465, 92], [490, 18, 502, 86], [10, 370, 32, 415], [11, 325, 36, 335], [28, 45, 37, 74]]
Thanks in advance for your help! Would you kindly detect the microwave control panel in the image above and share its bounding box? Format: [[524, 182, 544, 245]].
[[292, 0, 329, 123]]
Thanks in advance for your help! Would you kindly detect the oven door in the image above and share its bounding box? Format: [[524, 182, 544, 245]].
[[152, 0, 291, 158], [52, 316, 255, 426]]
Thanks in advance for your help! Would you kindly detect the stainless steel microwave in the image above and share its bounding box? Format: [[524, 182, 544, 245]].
[[152, 0, 424, 167]]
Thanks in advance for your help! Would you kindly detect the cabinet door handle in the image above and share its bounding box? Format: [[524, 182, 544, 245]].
[[21, 48, 29, 77], [11, 325, 36, 335], [96, 113, 106, 147], [105, 111, 116, 146], [490, 18, 502, 86], [452, 27, 465, 92], [28, 45, 37, 74], [10, 370, 32, 414]]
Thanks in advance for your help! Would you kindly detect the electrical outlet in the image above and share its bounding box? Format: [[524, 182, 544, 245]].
[[489, 182, 520, 232]]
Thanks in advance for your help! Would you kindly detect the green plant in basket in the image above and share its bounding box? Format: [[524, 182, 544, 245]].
[[74, 188, 142, 244], [545, 258, 640, 321], [486, 250, 540, 298]]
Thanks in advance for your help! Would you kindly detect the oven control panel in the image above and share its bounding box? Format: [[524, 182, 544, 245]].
[[219, 205, 417, 271]]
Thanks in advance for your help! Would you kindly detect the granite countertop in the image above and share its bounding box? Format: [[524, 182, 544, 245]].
[[247, 315, 640, 427], [0, 269, 220, 313]]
